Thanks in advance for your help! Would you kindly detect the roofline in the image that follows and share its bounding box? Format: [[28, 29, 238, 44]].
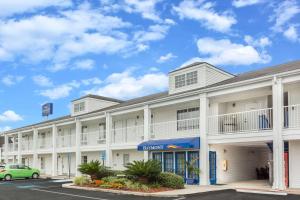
[[2, 61, 300, 135], [71, 94, 123, 103], [169, 62, 236, 77]]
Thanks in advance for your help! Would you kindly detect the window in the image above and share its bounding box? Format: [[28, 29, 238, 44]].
[[74, 102, 85, 113], [9, 165, 18, 169], [186, 71, 198, 85], [18, 164, 26, 169], [177, 107, 200, 131], [123, 154, 130, 166], [175, 74, 186, 88], [175, 71, 198, 89], [81, 156, 88, 164]]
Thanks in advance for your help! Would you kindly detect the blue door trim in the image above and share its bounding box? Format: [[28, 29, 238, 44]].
[[209, 151, 217, 185], [187, 151, 199, 184]]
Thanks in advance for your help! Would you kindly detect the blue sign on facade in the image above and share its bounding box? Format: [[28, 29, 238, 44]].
[[42, 103, 53, 117]]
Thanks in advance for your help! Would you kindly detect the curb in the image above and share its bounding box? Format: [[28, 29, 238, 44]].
[[236, 189, 288, 196], [62, 183, 181, 197]]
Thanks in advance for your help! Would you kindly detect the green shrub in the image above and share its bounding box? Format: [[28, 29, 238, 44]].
[[102, 176, 128, 185], [124, 180, 150, 191], [73, 176, 90, 186], [78, 160, 113, 180], [158, 172, 184, 189], [125, 160, 161, 183]]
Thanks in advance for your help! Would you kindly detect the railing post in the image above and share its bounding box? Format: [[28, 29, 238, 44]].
[[52, 124, 57, 177], [105, 113, 112, 167], [17, 132, 22, 164], [4, 134, 8, 163], [272, 77, 285, 190], [75, 119, 82, 176], [33, 128, 38, 168], [143, 105, 151, 161], [200, 94, 210, 185]]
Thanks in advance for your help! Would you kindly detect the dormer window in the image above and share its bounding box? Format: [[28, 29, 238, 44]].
[[175, 74, 186, 88], [175, 71, 198, 88], [74, 102, 85, 113], [186, 71, 198, 85]]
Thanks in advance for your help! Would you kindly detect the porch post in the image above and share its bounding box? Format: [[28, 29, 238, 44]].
[[143, 105, 151, 161], [75, 119, 82, 176], [52, 124, 58, 177], [17, 132, 22, 164], [272, 77, 285, 190], [33, 128, 38, 168], [200, 94, 210, 185], [105, 113, 112, 167], [4, 134, 8, 163]]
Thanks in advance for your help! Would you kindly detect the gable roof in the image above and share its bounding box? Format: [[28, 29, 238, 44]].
[[72, 94, 124, 103]]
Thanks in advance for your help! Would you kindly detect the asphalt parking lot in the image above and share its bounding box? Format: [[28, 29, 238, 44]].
[[0, 179, 299, 200]]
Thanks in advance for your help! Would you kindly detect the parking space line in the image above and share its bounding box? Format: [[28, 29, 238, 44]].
[[31, 188, 109, 200]]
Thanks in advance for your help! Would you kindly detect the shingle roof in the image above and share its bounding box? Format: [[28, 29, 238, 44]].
[[72, 94, 124, 103]]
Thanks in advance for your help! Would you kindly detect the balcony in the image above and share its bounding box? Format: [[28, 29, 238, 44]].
[[56, 134, 76, 148], [8, 143, 18, 152], [37, 137, 53, 150], [208, 108, 273, 135], [150, 118, 200, 139], [284, 104, 300, 129], [21, 140, 33, 152], [111, 125, 144, 144], [81, 130, 106, 147]]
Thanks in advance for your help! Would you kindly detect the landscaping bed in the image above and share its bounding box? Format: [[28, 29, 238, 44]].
[[73, 160, 186, 193]]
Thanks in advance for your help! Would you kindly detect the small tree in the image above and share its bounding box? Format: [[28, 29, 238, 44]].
[[125, 160, 161, 183], [78, 160, 112, 180]]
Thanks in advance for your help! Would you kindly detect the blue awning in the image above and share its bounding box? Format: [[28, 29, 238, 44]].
[[137, 137, 200, 151]]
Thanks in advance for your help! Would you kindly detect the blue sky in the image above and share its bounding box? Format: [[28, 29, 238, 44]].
[[0, 0, 300, 131]]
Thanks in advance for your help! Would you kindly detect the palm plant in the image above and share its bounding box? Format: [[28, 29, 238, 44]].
[[78, 160, 113, 180], [124, 160, 161, 183]]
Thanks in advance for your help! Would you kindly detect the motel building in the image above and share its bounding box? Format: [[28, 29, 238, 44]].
[[2, 60, 300, 190]]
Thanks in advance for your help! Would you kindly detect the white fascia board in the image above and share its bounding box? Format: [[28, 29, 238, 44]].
[[36, 125, 53, 131], [111, 106, 144, 116], [282, 74, 300, 84], [283, 129, 300, 140], [79, 115, 105, 122], [208, 131, 273, 144], [149, 95, 200, 109], [56, 120, 76, 127]]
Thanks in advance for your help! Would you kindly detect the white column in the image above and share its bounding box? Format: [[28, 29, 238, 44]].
[[200, 94, 210, 185], [17, 132, 22, 164], [52, 124, 58, 177], [4, 135, 8, 163], [33, 128, 38, 168], [75, 119, 81, 176], [272, 77, 285, 190], [143, 105, 151, 161], [105, 113, 112, 167]]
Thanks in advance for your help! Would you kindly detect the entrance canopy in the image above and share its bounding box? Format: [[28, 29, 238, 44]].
[[137, 137, 200, 151]]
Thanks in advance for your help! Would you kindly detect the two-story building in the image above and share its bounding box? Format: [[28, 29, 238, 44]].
[[1, 60, 300, 190]]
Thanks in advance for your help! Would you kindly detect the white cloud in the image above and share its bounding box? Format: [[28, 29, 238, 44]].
[[271, 0, 300, 32], [123, 0, 161, 21], [0, 126, 12, 132], [134, 25, 170, 43], [244, 35, 272, 48], [284, 25, 299, 42], [0, 110, 23, 122], [84, 69, 168, 99], [0, 0, 72, 18], [39, 84, 76, 100], [157, 53, 177, 63], [32, 75, 53, 87], [2, 75, 24, 86], [0, 3, 133, 70], [72, 59, 95, 70], [173, 0, 237, 33], [81, 78, 102, 86], [232, 0, 264, 8], [187, 37, 271, 66]]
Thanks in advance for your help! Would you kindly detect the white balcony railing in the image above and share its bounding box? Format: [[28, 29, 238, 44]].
[[21, 140, 33, 151], [208, 108, 273, 135], [37, 137, 53, 149], [81, 130, 106, 146], [111, 125, 144, 144], [8, 143, 18, 152], [56, 134, 76, 148], [284, 104, 300, 129], [150, 118, 200, 139]]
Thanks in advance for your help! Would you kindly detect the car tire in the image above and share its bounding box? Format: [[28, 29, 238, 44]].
[[4, 174, 12, 181], [32, 173, 39, 179]]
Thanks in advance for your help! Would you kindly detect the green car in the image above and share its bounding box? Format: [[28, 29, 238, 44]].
[[0, 164, 40, 181]]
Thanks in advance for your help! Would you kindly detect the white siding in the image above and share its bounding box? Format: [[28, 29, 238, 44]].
[[289, 140, 300, 188], [112, 150, 143, 170]]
